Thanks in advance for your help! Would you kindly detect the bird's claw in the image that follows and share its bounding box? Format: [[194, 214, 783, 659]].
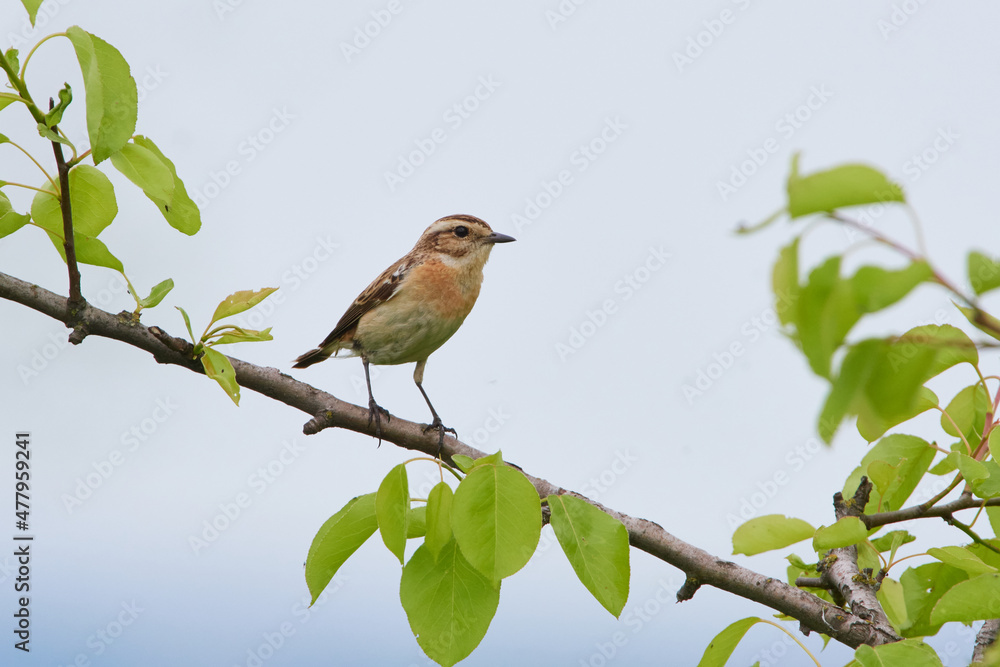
[[423, 418, 457, 456], [367, 400, 391, 445]]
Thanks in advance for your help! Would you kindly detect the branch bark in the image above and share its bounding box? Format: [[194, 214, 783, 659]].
[[50, 130, 84, 316], [0, 270, 900, 649], [973, 619, 1000, 664], [818, 478, 899, 645], [864, 493, 1000, 529]]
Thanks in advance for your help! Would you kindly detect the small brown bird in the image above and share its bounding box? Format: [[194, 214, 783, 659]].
[[293, 214, 515, 447]]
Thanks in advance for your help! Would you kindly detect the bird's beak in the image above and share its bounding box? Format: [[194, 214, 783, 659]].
[[485, 232, 516, 244]]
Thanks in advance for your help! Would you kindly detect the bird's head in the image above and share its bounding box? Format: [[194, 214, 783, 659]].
[[415, 215, 515, 265]]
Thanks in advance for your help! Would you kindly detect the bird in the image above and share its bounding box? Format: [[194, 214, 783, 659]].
[[293, 214, 515, 450]]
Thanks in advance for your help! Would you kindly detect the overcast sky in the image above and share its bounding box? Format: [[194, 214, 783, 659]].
[[2, 1, 1000, 665]]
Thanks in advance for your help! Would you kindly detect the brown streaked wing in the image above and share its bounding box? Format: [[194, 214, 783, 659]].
[[317, 255, 413, 348]]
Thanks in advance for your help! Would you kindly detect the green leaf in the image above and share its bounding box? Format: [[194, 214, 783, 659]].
[[43, 83, 73, 128], [772, 237, 800, 327], [547, 494, 630, 617], [0, 94, 22, 113], [813, 516, 868, 551], [30, 165, 118, 238], [927, 546, 998, 576], [877, 577, 908, 632], [835, 325, 977, 442], [870, 530, 915, 556], [305, 493, 377, 604], [450, 455, 475, 473], [131, 136, 202, 235], [201, 347, 239, 405], [842, 435, 936, 513], [732, 514, 814, 556], [854, 639, 942, 667], [139, 278, 174, 309], [36, 123, 75, 149], [110, 141, 175, 202], [375, 463, 409, 564], [697, 617, 762, 667], [954, 302, 1000, 344], [941, 384, 990, 442], [789, 259, 932, 381], [786, 155, 905, 219], [406, 506, 427, 539], [971, 459, 1000, 499], [3, 49, 20, 76], [969, 251, 1000, 296], [930, 572, 1000, 624], [818, 339, 883, 442], [399, 541, 500, 667], [425, 482, 454, 559], [452, 463, 541, 581], [210, 287, 279, 324], [953, 453, 988, 483], [849, 261, 932, 313], [899, 562, 969, 637], [19, 0, 42, 25], [65, 27, 137, 164], [0, 192, 30, 239], [211, 327, 274, 345], [794, 255, 854, 379], [467, 450, 505, 469], [176, 306, 195, 341], [991, 429, 1000, 462]]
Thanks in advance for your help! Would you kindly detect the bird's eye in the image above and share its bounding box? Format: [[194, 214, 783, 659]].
[[454, 226, 469, 238]]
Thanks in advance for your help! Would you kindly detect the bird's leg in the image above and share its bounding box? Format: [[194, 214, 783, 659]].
[[363, 357, 390, 445], [413, 360, 456, 456]]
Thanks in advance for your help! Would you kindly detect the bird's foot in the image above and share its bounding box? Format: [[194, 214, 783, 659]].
[[367, 399, 391, 445], [422, 418, 457, 457]]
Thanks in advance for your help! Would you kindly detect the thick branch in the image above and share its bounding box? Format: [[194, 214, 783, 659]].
[[819, 478, 899, 643], [973, 619, 1000, 664], [0, 270, 898, 649]]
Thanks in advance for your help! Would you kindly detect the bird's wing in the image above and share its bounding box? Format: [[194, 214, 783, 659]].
[[317, 255, 415, 348]]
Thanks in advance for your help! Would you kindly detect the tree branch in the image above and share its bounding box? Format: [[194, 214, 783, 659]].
[[0, 270, 900, 649], [818, 478, 899, 642], [865, 494, 1000, 529], [974, 619, 1000, 664], [50, 129, 84, 319]]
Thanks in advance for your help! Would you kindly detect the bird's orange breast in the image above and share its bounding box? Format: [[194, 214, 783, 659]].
[[406, 259, 483, 319]]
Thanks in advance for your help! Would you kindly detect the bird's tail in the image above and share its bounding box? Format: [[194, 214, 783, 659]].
[[292, 346, 334, 369]]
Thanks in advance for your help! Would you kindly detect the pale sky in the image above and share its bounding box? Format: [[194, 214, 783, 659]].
[[2, 1, 999, 665]]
